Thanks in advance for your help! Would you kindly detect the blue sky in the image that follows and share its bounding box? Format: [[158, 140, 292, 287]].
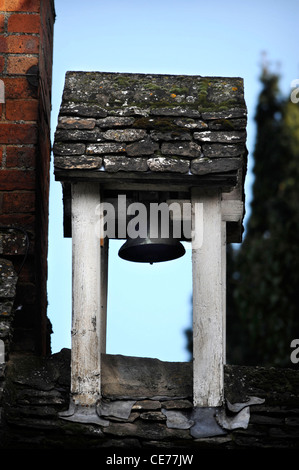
[[48, 0, 299, 361]]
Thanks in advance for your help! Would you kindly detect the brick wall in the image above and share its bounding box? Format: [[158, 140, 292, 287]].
[[0, 0, 55, 354]]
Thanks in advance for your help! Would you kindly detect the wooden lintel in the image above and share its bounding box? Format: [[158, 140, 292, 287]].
[[54, 169, 238, 193], [221, 200, 244, 222]]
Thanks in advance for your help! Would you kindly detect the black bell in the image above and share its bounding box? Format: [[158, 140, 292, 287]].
[[118, 234, 185, 264], [118, 207, 185, 264]]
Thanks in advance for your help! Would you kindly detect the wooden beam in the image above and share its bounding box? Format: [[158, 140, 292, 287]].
[[191, 188, 224, 407], [100, 237, 109, 354], [221, 199, 244, 222], [71, 182, 102, 406], [54, 169, 238, 193]]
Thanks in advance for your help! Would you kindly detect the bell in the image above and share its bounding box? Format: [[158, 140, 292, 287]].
[[118, 211, 185, 264], [118, 235, 185, 264]]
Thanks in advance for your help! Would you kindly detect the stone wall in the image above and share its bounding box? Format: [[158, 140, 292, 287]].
[[0, 257, 17, 432], [1, 349, 299, 450]]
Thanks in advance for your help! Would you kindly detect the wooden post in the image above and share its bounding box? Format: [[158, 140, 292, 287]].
[[100, 236, 109, 354], [222, 220, 227, 365], [221, 198, 244, 366], [71, 182, 102, 406], [191, 188, 224, 407]]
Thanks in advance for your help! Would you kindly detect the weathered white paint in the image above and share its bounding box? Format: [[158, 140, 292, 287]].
[[221, 198, 242, 360], [191, 189, 224, 407], [0, 339, 5, 363], [71, 182, 102, 406], [0, 80, 5, 103], [221, 220, 227, 365], [69, 182, 234, 408], [100, 236, 109, 353], [221, 200, 244, 222]]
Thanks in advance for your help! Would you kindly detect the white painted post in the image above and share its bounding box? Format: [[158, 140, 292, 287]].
[[221, 220, 227, 365], [0, 339, 5, 363], [71, 182, 102, 406], [191, 188, 224, 407], [0, 80, 5, 103], [100, 236, 109, 353], [220, 198, 244, 366]]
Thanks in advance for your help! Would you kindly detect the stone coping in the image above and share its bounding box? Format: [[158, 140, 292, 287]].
[[2, 350, 299, 449]]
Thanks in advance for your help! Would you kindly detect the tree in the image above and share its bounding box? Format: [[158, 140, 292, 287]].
[[227, 67, 299, 366]]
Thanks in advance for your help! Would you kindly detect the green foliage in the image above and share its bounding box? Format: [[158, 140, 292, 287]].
[[227, 68, 299, 366]]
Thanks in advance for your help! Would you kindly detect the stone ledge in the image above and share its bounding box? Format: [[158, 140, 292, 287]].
[[1, 349, 299, 449]]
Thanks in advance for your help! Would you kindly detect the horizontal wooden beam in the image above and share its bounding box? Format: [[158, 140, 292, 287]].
[[221, 200, 244, 222], [55, 169, 238, 192]]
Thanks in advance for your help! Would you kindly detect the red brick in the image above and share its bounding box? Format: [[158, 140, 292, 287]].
[[7, 13, 40, 33], [0, 55, 5, 73], [0, 212, 35, 230], [0, 146, 3, 165], [6, 99, 38, 121], [7, 55, 38, 74], [6, 146, 35, 168], [0, 169, 35, 190], [0, 0, 40, 12], [16, 259, 36, 282], [12, 278, 35, 301], [0, 122, 37, 144], [0, 35, 39, 54], [3, 77, 37, 99], [0, 14, 5, 33], [2, 191, 35, 213]]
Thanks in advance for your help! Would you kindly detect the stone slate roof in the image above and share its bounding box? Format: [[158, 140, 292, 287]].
[[53, 71, 247, 185]]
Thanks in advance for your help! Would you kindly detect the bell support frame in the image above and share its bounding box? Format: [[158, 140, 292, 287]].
[[53, 71, 247, 413]]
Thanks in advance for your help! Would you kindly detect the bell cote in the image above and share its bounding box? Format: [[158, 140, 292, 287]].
[[53, 71, 247, 423]]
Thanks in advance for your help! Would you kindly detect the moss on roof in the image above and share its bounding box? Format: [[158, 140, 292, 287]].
[[62, 71, 246, 113]]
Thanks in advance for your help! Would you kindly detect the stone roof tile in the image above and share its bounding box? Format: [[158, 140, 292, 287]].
[[54, 71, 247, 184]]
